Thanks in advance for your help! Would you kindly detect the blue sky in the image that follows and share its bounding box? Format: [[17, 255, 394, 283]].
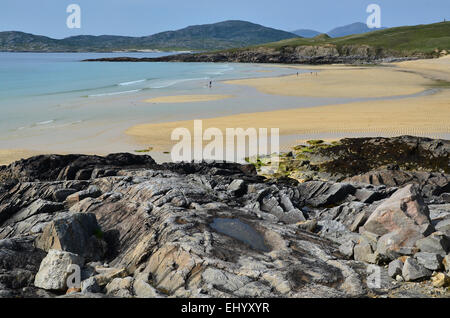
[[1, 0, 449, 38]]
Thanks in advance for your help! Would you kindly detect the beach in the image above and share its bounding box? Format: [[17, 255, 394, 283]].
[[224, 65, 434, 98], [125, 56, 450, 154], [1, 55, 449, 166]]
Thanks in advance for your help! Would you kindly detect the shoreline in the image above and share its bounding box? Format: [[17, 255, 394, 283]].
[[1, 56, 449, 166], [124, 56, 450, 154]]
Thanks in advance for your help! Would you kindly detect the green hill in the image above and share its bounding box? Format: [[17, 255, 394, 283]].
[[259, 22, 450, 56], [0, 20, 299, 52]]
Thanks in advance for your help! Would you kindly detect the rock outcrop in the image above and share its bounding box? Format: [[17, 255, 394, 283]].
[[0, 137, 449, 298], [83, 45, 423, 65]]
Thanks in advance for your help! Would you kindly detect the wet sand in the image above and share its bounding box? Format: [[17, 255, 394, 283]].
[[144, 94, 233, 104]]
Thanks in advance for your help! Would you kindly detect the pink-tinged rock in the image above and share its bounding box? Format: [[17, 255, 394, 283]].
[[361, 184, 433, 259]]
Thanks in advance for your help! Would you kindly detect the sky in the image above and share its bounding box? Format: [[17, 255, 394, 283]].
[[1, 0, 449, 38]]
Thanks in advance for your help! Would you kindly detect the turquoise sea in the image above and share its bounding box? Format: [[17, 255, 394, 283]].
[[0, 52, 303, 153], [0, 52, 288, 131]]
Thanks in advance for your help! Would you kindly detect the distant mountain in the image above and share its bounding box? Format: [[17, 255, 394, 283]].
[[327, 22, 385, 38], [0, 20, 299, 52], [291, 29, 321, 38]]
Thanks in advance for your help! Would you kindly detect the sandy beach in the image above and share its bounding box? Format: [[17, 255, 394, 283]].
[[224, 66, 435, 98], [1, 56, 449, 166], [0, 149, 45, 166], [125, 56, 450, 153]]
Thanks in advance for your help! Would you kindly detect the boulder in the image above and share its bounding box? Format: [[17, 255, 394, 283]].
[[339, 240, 356, 259], [227, 179, 246, 196], [415, 232, 450, 256], [298, 182, 355, 208], [402, 257, 432, 282], [388, 259, 404, 278], [414, 252, 443, 271], [133, 279, 163, 298], [362, 184, 433, 259], [81, 276, 101, 294], [34, 250, 84, 291], [435, 219, 450, 236], [376, 229, 421, 259], [354, 240, 374, 263], [105, 277, 133, 298], [35, 212, 106, 261], [354, 188, 382, 204]]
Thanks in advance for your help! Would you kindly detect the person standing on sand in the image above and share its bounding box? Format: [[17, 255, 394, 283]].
[[209, 81, 212, 88]]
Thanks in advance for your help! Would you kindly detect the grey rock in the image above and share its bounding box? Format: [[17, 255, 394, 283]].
[[105, 277, 134, 297], [3, 199, 64, 227], [260, 195, 280, 213], [435, 219, 450, 236], [354, 188, 380, 204], [429, 204, 450, 221], [376, 230, 421, 260], [53, 189, 77, 202], [35, 212, 106, 261], [350, 211, 368, 232], [363, 184, 432, 258], [298, 182, 355, 208], [280, 195, 295, 212], [66, 186, 102, 205], [81, 276, 101, 294], [279, 209, 306, 224], [388, 259, 404, 278], [402, 257, 432, 282], [1, 149, 448, 298], [415, 232, 450, 255], [354, 241, 373, 263], [414, 252, 443, 271], [339, 240, 356, 259], [133, 279, 163, 298], [227, 179, 246, 195], [34, 249, 84, 291]]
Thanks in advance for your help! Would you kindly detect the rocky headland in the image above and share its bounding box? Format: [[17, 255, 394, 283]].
[[0, 136, 449, 298], [83, 46, 426, 65]]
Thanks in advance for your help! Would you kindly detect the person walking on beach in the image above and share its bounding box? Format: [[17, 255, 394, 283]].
[[209, 81, 212, 88]]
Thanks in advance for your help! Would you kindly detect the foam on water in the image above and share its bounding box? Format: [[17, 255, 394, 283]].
[[118, 79, 147, 86], [88, 89, 143, 97]]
